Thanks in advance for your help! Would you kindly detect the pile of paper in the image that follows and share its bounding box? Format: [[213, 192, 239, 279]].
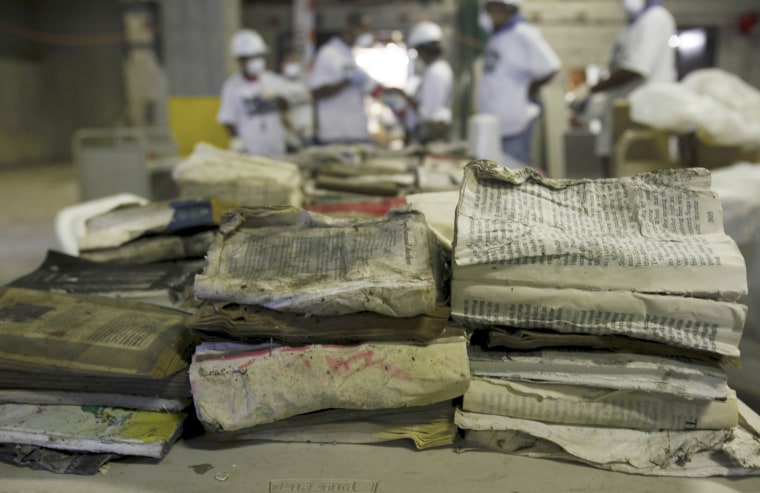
[[173, 143, 303, 207], [291, 142, 472, 207], [451, 161, 760, 477], [0, 287, 193, 469], [313, 150, 417, 197], [188, 206, 470, 448], [287, 143, 367, 174], [194, 206, 446, 317], [76, 198, 225, 264], [10, 250, 203, 312], [416, 154, 469, 192]]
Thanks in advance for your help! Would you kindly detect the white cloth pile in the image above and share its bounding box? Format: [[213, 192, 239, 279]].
[[630, 68, 760, 150]]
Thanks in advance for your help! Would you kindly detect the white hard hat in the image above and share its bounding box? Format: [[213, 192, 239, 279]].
[[408, 21, 443, 48], [230, 29, 267, 57]]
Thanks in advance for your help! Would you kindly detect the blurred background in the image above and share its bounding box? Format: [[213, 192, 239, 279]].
[[1, 0, 758, 168]]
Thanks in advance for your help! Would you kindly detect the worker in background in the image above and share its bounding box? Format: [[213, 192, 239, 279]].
[[391, 21, 454, 144], [280, 52, 314, 152], [590, 0, 677, 176], [309, 13, 381, 145], [218, 29, 306, 156], [477, 0, 560, 169]]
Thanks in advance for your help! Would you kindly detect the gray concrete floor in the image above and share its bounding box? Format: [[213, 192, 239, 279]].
[[0, 162, 78, 286]]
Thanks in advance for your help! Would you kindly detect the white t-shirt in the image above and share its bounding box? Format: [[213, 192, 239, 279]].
[[415, 58, 454, 123], [596, 5, 677, 156], [217, 71, 291, 157], [612, 5, 677, 85], [309, 36, 370, 143], [477, 21, 560, 137]]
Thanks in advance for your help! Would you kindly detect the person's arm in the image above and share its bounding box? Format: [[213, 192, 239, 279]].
[[223, 124, 237, 137], [312, 66, 377, 101], [383, 87, 418, 110], [522, 26, 561, 100], [218, 79, 240, 138], [275, 92, 293, 131], [280, 110, 294, 133], [311, 79, 351, 101], [590, 68, 642, 93], [217, 78, 246, 152], [529, 71, 557, 100], [223, 123, 245, 152]]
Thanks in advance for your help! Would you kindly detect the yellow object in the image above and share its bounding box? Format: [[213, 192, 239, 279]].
[[168, 97, 230, 156]]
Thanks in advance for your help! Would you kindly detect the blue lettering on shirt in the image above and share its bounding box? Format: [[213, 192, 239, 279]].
[[484, 49, 500, 73], [243, 96, 279, 117]]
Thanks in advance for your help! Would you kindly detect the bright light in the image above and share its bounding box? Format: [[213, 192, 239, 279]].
[[354, 45, 409, 89], [589, 119, 602, 135], [668, 34, 680, 48], [677, 29, 707, 53]]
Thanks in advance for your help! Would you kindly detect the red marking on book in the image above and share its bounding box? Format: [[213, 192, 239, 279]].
[[324, 349, 413, 381]]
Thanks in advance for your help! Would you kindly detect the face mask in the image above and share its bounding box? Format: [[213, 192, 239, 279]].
[[283, 62, 301, 79], [354, 32, 374, 48], [246, 57, 265, 76], [622, 0, 645, 16], [478, 10, 494, 34]]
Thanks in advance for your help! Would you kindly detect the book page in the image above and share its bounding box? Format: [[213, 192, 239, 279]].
[[190, 338, 470, 432], [452, 282, 745, 357], [195, 209, 443, 317], [0, 288, 190, 377], [463, 378, 737, 430], [454, 162, 747, 300], [467, 347, 729, 400], [456, 408, 760, 477]]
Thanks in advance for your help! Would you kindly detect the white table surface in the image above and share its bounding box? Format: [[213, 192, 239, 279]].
[[2, 437, 760, 493]]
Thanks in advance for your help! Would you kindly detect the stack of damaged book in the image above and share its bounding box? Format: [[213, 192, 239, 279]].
[[187, 206, 470, 449], [0, 286, 195, 473], [292, 144, 420, 201], [293, 143, 471, 204], [313, 151, 417, 197], [451, 161, 760, 477], [415, 154, 470, 193], [10, 250, 203, 312], [75, 197, 226, 264], [173, 143, 303, 208]]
